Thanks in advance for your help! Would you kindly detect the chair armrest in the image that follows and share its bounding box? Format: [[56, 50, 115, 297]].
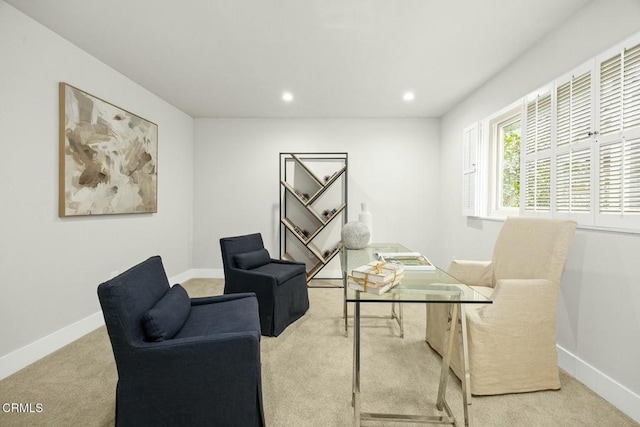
[[228, 267, 278, 287], [225, 268, 278, 317], [190, 292, 256, 306], [130, 331, 260, 381], [477, 278, 557, 324], [270, 258, 306, 267], [448, 260, 493, 287], [136, 330, 260, 353]]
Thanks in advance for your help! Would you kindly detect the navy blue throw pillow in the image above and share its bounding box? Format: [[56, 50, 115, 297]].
[[142, 284, 191, 342], [234, 248, 271, 270]]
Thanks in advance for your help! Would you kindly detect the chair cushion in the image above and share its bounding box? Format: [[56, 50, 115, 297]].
[[252, 262, 305, 284], [142, 284, 191, 342], [235, 248, 271, 270]]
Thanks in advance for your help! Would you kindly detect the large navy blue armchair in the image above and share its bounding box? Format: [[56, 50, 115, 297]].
[[97, 255, 264, 427], [220, 233, 310, 336]]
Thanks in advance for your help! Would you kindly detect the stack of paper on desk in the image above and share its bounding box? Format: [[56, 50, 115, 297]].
[[374, 252, 436, 271]]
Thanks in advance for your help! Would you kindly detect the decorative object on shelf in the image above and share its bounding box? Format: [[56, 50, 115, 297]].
[[58, 82, 158, 217], [358, 203, 373, 244], [293, 225, 310, 240], [322, 171, 338, 184], [341, 221, 370, 249], [279, 152, 348, 282], [321, 207, 338, 220], [292, 188, 310, 202], [322, 244, 341, 259]]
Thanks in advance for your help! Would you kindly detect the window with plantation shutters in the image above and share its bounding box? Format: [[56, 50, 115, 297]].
[[468, 30, 640, 229], [462, 123, 480, 216], [523, 92, 552, 212], [555, 69, 592, 215], [596, 39, 640, 227]]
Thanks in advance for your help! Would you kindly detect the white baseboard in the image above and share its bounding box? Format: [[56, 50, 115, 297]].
[[0, 269, 196, 381], [557, 344, 640, 423], [169, 270, 195, 285], [0, 311, 105, 381], [191, 268, 224, 279]]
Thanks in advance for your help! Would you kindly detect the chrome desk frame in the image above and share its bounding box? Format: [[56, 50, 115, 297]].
[[351, 294, 472, 427], [343, 244, 489, 427]]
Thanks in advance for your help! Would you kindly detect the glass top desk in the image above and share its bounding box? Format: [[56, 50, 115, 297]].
[[341, 244, 492, 427]]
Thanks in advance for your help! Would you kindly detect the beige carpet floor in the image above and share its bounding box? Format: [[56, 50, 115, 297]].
[[0, 278, 637, 426]]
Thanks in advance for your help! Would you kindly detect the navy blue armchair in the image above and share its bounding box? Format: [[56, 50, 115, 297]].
[[220, 233, 310, 337], [97, 256, 264, 427]]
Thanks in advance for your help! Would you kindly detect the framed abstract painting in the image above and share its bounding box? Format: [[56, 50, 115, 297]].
[[59, 83, 158, 217]]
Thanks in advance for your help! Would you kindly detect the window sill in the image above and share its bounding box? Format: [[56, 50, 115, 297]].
[[467, 214, 640, 236]]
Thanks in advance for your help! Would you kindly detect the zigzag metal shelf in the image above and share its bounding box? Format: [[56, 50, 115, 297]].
[[279, 152, 348, 282]]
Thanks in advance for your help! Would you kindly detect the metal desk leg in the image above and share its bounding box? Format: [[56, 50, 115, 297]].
[[344, 272, 349, 335], [437, 303, 458, 411], [459, 303, 472, 427], [391, 297, 405, 338], [353, 299, 361, 426]]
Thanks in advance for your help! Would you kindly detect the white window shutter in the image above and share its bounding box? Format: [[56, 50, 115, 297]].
[[623, 43, 640, 131], [599, 139, 624, 213], [599, 41, 640, 135], [555, 69, 593, 215], [523, 92, 552, 213], [623, 137, 640, 213], [525, 160, 535, 210], [597, 39, 640, 226], [536, 157, 551, 211], [571, 147, 592, 212], [462, 123, 479, 216], [599, 52, 622, 136], [599, 136, 640, 215]]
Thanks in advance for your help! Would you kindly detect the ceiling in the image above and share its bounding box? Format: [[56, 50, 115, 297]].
[[6, 0, 591, 118]]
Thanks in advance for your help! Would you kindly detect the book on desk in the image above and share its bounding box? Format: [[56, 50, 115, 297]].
[[348, 261, 404, 295]]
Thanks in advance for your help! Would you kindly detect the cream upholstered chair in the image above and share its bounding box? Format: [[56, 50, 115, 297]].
[[426, 216, 576, 395]]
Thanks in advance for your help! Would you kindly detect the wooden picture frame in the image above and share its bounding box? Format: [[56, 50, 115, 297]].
[[59, 83, 158, 217]]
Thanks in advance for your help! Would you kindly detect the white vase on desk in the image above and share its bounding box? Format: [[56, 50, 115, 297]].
[[358, 203, 373, 244]]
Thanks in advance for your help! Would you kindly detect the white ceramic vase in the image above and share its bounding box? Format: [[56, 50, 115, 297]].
[[358, 203, 373, 244]]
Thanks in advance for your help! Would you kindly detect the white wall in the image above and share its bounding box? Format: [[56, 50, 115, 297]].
[[438, 0, 640, 421], [3, 0, 639, 420], [0, 2, 194, 375], [193, 118, 440, 277]]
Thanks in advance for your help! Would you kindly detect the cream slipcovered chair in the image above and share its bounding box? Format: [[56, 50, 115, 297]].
[[426, 216, 576, 395]]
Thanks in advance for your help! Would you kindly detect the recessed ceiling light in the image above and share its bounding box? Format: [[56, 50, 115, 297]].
[[403, 91, 415, 102], [282, 92, 294, 102]]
